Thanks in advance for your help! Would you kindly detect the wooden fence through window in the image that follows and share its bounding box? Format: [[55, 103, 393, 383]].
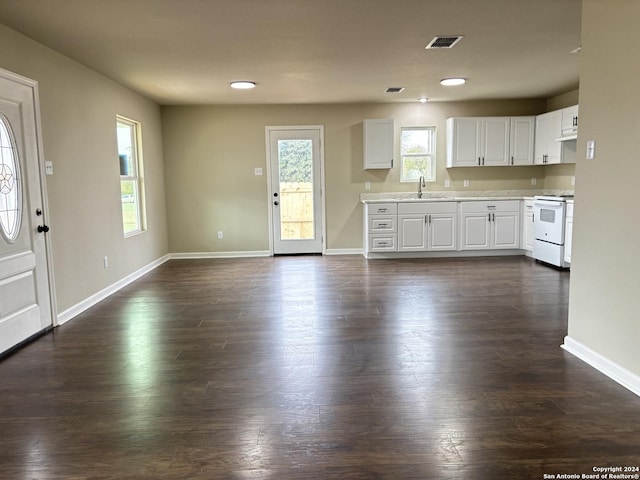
[[279, 182, 313, 239]]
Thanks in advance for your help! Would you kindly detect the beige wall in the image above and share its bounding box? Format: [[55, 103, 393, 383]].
[[567, 1, 640, 375], [0, 25, 169, 312], [162, 99, 579, 253]]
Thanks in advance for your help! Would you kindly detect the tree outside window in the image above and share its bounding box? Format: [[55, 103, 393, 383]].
[[400, 127, 436, 182]]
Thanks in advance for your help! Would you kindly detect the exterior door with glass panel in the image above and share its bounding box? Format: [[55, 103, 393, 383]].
[[267, 127, 323, 255], [0, 69, 54, 355]]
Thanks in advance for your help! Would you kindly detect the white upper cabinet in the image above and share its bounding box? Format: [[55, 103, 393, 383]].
[[363, 119, 394, 169], [509, 117, 535, 165], [447, 117, 510, 167], [534, 110, 563, 165], [561, 105, 579, 137], [446, 117, 482, 167], [447, 116, 533, 167], [482, 117, 511, 166]]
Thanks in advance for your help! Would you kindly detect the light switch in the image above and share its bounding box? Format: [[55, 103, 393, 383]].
[[444, 179, 450, 189], [254, 167, 263, 175], [365, 181, 371, 190], [45, 161, 53, 175], [586, 140, 596, 160], [463, 179, 470, 188]]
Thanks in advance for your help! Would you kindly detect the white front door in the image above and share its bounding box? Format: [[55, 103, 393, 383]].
[[0, 69, 54, 355], [267, 127, 324, 255]]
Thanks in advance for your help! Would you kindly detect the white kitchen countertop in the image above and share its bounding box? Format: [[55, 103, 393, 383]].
[[360, 190, 574, 204]]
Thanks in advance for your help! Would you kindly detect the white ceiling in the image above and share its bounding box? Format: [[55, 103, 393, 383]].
[[0, 0, 582, 105]]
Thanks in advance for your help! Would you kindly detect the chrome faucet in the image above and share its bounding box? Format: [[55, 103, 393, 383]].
[[417, 175, 426, 198]]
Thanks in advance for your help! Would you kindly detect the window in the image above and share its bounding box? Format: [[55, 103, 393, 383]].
[[400, 127, 436, 182], [0, 116, 21, 243], [116, 116, 145, 236]]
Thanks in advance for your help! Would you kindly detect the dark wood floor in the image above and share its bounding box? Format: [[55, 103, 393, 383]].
[[1, 256, 638, 479]]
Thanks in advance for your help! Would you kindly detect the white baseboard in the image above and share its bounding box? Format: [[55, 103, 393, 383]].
[[170, 251, 270, 259], [562, 336, 640, 397], [56, 254, 171, 325], [324, 248, 363, 256]]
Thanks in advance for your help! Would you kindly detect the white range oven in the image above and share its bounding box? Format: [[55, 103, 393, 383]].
[[533, 195, 572, 268]]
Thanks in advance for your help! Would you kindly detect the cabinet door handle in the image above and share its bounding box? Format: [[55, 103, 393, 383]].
[[428, 214, 432, 224], [511, 156, 514, 165], [378, 208, 387, 212], [378, 223, 387, 227], [482, 157, 485, 165], [425, 215, 428, 224], [478, 157, 481, 166]]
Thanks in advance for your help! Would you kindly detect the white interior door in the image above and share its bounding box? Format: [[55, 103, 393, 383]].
[[267, 127, 323, 255], [0, 69, 54, 355]]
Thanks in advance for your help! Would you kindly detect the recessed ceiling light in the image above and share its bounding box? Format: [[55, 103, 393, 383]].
[[230, 81, 256, 89], [418, 97, 428, 103], [440, 78, 466, 86]]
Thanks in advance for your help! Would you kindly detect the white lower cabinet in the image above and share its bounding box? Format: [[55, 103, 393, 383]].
[[397, 202, 457, 252], [364, 203, 398, 255], [564, 201, 574, 264], [459, 201, 520, 251], [364, 199, 529, 257], [522, 199, 535, 255]]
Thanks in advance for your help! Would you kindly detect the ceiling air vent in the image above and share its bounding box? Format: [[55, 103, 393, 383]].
[[425, 36, 463, 49], [385, 87, 405, 93]]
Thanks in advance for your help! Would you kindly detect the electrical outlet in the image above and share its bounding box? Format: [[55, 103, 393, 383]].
[[444, 179, 451, 189], [531, 177, 537, 186], [217, 231, 223, 239], [571, 176, 575, 186], [463, 179, 469, 188], [103, 256, 108, 268], [365, 181, 371, 190]]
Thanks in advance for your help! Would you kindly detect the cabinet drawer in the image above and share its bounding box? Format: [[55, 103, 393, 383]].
[[459, 200, 520, 213], [367, 203, 397, 215], [398, 201, 457, 215], [368, 216, 397, 233], [368, 235, 397, 252]]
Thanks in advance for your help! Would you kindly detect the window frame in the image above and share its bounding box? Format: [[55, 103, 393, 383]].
[[399, 126, 436, 183], [116, 115, 146, 237]]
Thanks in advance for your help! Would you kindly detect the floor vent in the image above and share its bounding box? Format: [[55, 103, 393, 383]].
[[385, 87, 405, 93], [426, 36, 463, 49]]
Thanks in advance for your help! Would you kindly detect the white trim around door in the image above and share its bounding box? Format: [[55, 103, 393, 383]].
[[265, 126, 326, 255]]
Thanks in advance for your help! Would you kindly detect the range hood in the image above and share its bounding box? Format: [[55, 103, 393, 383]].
[[556, 133, 577, 142]]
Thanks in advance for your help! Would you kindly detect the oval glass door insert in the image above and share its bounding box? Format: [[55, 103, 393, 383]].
[[0, 116, 22, 243]]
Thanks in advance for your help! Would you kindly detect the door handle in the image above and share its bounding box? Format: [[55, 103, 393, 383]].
[[37, 224, 50, 233]]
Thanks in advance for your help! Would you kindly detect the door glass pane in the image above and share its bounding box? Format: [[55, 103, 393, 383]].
[[277, 139, 314, 240], [0, 116, 21, 243]]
